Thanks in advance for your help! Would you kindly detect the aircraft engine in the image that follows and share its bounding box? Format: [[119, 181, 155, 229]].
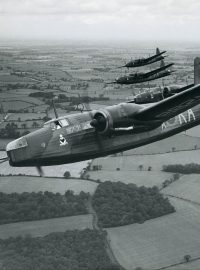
[[162, 86, 184, 98], [90, 103, 142, 134]]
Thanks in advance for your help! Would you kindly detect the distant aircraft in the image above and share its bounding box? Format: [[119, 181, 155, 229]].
[[2, 58, 200, 177], [111, 60, 174, 85], [118, 48, 167, 69], [132, 84, 194, 104]]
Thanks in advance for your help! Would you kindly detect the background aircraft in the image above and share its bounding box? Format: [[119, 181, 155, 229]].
[[112, 61, 174, 85], [118, 48, 167, 69], [1, 58, 200, 176], [132, 84, 194, 104]]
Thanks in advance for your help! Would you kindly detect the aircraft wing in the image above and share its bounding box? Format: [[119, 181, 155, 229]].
[[134, 84, 200, 122], [145, 63, 174, 77]]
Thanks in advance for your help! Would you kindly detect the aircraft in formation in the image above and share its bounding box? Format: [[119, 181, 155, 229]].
[[112, 48, 174, 85], [1, 52, 200, 175], [111, 60, 174, 85], [118, 48, 166, 69]]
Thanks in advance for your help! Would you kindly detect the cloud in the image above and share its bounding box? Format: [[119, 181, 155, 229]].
[[0, 0, 200, 41]]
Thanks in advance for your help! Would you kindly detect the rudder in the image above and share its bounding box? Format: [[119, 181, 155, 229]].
[[156, 48, 160, 55]]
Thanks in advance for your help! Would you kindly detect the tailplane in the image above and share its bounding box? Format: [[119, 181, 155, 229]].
[[194, 57, 200, 85], [160, 59, 165, 68]]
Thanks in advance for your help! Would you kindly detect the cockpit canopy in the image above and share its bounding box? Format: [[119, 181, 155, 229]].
[[133, 90, 164, 104], [44, 117, 70, 130]]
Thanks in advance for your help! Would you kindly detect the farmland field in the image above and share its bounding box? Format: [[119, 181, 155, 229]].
[[186, 125, 200, 137], [0, 214, 93, 239], [4, 112, 46, 121], [0, 139, 11, 150], [92, 149, 200, 172], [1, 100, 37, 111], [162, 174, 200, 204], [168, 259, 200, 270], [124, 134, 200, 155], [88, 170, 171, 188], [0, 176, 98, 195], [106, 198, 200, 270]]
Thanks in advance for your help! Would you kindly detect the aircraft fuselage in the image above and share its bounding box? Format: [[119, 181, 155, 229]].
[[6, 104, 200, 167]]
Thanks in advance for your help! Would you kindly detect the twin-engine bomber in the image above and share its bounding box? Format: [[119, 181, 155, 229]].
[[2, 57, 200, 174], [118, 48, 167, 69], [112, 61, 174, 84]]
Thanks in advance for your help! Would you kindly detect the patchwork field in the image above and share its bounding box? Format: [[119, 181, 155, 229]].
[[124, 134, 200, 155], [162, 174, 200, 204], [0, 214, 93, 239], [106, 198, 200, 270], [168, 259, 200, 270], [88, 170, 171, 188], [4, 112, 46, 121], [92, 150, 200, 172], [0, 176, 98, 195], [167, 258, 200, 270], [186, 125, 200, 137], [0, 139, 11, 150]]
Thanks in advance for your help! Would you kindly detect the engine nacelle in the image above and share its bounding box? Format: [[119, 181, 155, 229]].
[[162, 86, 182, 98], [90, 103, 142, 134]]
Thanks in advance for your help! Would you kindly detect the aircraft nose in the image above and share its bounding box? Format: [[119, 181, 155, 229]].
[[6, 137, 28, 152], [6, 137, 28, 166]]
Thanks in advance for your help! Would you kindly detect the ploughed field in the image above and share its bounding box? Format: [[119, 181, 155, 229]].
[[0, 215, 93, 239], [88, 170, 171, 188], [106, 197, 200, 270], [162, 174, 200, 204], [124, 133, 200, 155], [91, 149, 200, 172], [0, 176, 98, 195]]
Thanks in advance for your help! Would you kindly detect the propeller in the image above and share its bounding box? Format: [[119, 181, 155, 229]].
[[0, 157, 8, 164], [36, 166, 44, 177], [83, 94, 105, 151], [90, 116, 107, 132]]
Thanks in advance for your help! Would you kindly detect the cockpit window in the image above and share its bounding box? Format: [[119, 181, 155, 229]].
[[54, 120, 62, 129], [6, 137, 28, 151], [59, 119, 69, 127], [44, 118, 70, 130]]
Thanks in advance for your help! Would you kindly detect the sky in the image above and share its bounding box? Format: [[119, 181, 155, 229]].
[[0, 0, 200, 42]]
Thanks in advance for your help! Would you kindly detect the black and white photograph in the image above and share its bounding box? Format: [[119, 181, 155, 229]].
[[1, 0, 200, 269]]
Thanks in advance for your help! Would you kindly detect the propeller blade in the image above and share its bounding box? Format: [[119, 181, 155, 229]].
[[0, 157, 8, 164], [36, 166, 44, 177]]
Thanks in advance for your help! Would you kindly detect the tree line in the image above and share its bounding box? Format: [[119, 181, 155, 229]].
[[92, 181, 175, 228], [0, 229, 120, 270], [163, 163, 200, 174], [0, 190, 89, 224]]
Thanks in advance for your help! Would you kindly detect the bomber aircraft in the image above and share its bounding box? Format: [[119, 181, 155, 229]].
[[112, 60, 174, 85], [133, 84, 194, 104], [118, 48, 167, 69], [1, 58, 200, 175]]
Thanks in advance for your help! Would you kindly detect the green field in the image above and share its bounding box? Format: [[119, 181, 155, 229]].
[[0, 139, 11, 150], [168, 259, 200, 269], [106, 197, 200, 270], [0, 176, 98, 195], [186, 126, 200, 137], [92, 149, 200, 172], [162, 174, 200, 204], [88, 170, 171, 188], [0, 214, 93, 239], [124, 134, 200, 155]]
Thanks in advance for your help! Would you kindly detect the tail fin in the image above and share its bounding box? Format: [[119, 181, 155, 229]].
[[160, 59, 165, 68], [156, 48, 160, 55], [194, 57, 200, 85]]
